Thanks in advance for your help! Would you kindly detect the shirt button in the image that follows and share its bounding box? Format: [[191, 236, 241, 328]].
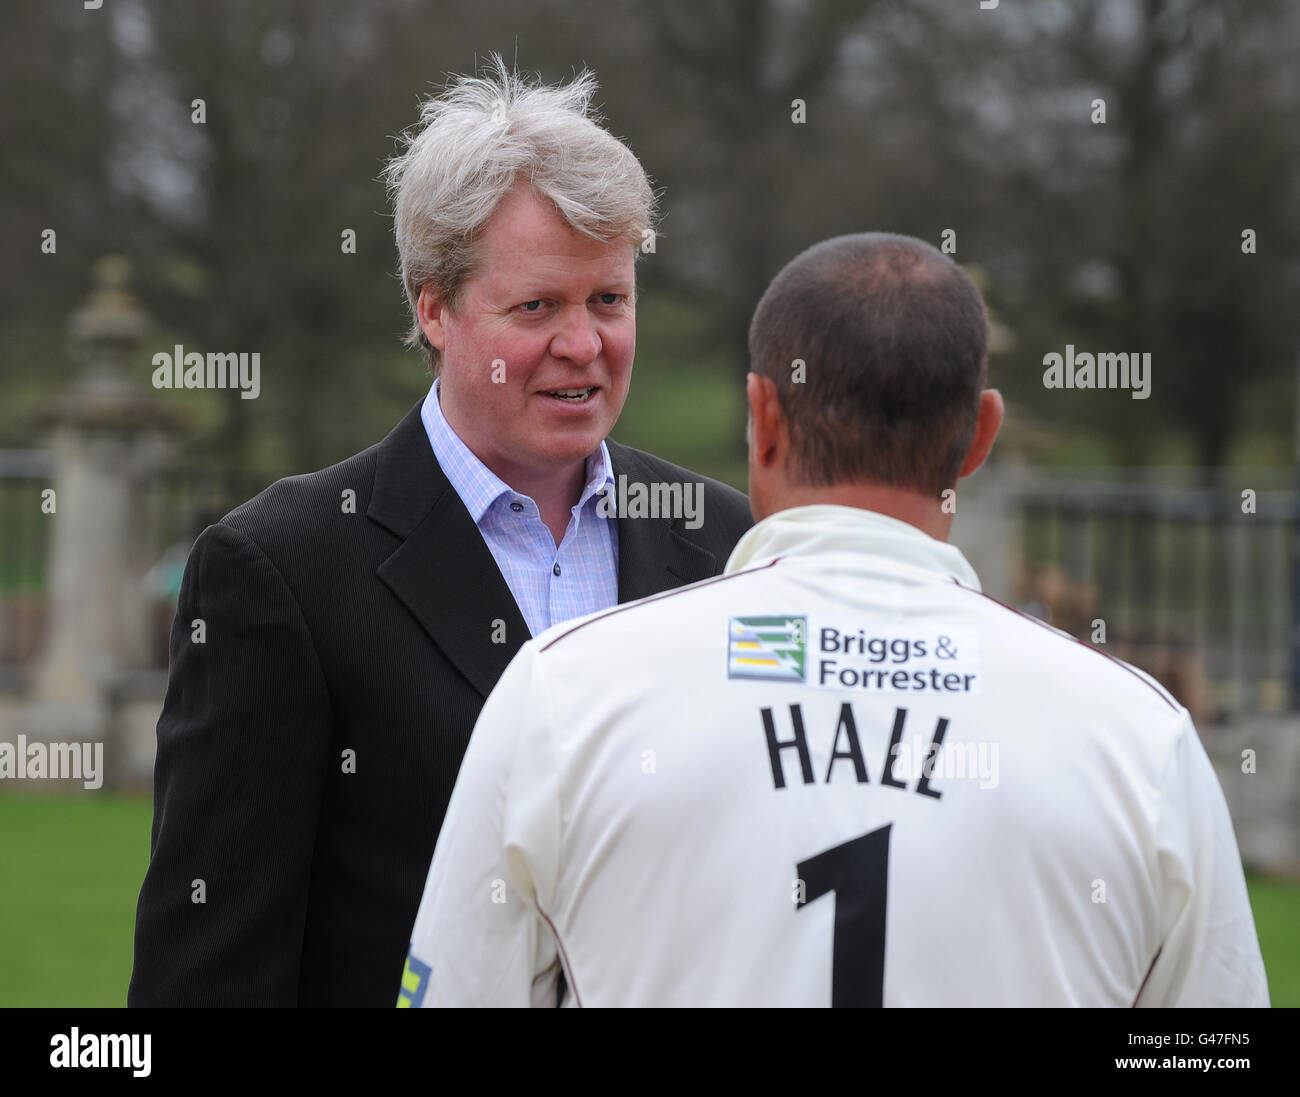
[[510, 502, 523, 513], [553, 562, 561, 577]]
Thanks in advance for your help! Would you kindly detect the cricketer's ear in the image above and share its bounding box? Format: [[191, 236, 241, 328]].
[[745, 372, 790, 523], [745, 372, 785, 470], [959, 390, 1005, 480]]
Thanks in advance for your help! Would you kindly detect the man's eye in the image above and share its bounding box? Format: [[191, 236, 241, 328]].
[[597, 293, 623, 305], [519, 300, 543, 312]]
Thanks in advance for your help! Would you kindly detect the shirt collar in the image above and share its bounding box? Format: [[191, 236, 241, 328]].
[[724, 504, 982, 592], [421, 379, 615, 524]]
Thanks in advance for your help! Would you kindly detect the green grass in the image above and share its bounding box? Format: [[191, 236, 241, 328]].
[[1244, 872, 1300, 1008], [0, 794, 151, 1006], [0, 793, 1296, 1006]]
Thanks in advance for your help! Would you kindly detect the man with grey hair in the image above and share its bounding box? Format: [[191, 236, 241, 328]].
[[129, 57, 751, 1007]]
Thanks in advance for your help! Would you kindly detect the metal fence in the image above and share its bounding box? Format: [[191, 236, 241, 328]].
[[1015, 472, 1295, 720]]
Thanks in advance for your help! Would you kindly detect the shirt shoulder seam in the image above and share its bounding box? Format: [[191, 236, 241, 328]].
[[950, 579, 1180, 712]]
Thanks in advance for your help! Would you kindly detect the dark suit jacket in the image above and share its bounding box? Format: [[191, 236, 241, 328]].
[[128, 401, 753, 1006]]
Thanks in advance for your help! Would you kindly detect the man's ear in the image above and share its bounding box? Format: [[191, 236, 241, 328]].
[[959, 389, 1004, 479], [416, 285, 448, 352], [746, 373, 785, 469]]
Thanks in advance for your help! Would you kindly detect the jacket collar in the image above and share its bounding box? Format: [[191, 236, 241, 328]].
[[603, 438, 721, 602], [725, 504, 981, 591], [368, 401, 719, 699]]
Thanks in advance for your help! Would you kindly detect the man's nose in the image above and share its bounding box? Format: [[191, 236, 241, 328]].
[[549, 305, 602, 365]]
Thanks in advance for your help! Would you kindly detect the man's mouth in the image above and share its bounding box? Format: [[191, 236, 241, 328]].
[[540, 386, 597, 403]]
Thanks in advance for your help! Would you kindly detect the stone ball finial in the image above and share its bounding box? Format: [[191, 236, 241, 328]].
[[69, 254, 151, 350], [41, 254, 179, 430]]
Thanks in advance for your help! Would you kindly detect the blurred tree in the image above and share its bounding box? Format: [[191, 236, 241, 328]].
[[3, 0, 1297, 480], [633, 0, 886, 377], [0, 3, 121, 434], [1028, 0, 1300, 468], [130, 0, 452, 481]]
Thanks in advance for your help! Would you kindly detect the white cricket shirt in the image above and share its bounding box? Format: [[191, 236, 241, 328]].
[[403, 504, 1269, 1007]]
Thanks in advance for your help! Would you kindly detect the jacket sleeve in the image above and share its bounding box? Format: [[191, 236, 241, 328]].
[[128, 521, 332, 1006], [1135, 716, 1270, 1007]]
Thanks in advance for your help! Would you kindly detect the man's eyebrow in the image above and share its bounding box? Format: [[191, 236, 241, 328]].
[[501, 280, 635, 300]]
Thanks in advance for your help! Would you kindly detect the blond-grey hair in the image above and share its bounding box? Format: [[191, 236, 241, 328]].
[[382, 55, 657, 373]]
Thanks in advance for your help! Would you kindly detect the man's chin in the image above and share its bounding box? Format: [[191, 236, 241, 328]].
[[529, 417, 617, 463], [536, 433, 606, 464]]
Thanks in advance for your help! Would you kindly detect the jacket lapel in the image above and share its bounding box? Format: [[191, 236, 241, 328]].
[[369, 402, 530, 701], [607, 439, 719, 602], [366, 407, 719, 700]]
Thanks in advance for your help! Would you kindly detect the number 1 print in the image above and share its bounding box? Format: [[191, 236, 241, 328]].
[[796, 824, 892, 1007]]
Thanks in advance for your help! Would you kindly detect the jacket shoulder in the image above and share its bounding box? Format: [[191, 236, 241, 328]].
[[218, 442, 384, 552]]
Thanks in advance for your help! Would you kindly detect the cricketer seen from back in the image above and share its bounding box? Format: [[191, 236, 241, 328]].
[[402, 233, 1269, 1008]]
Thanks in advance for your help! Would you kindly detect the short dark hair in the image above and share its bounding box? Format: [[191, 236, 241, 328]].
[[748, 232, 989, 496]]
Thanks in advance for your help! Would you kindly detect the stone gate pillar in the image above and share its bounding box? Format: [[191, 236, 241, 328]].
[[22, 257, 177, 770]]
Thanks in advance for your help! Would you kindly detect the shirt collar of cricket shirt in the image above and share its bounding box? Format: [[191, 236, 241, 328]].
[[422, 378, 615, 524], [724, 504, 982, 593]]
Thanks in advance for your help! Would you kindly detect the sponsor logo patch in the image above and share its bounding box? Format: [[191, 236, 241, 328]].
[[728, 616, 808, 682]]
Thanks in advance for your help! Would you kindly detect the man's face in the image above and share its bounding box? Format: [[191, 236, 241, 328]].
[[423, 183, 637, 482]]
